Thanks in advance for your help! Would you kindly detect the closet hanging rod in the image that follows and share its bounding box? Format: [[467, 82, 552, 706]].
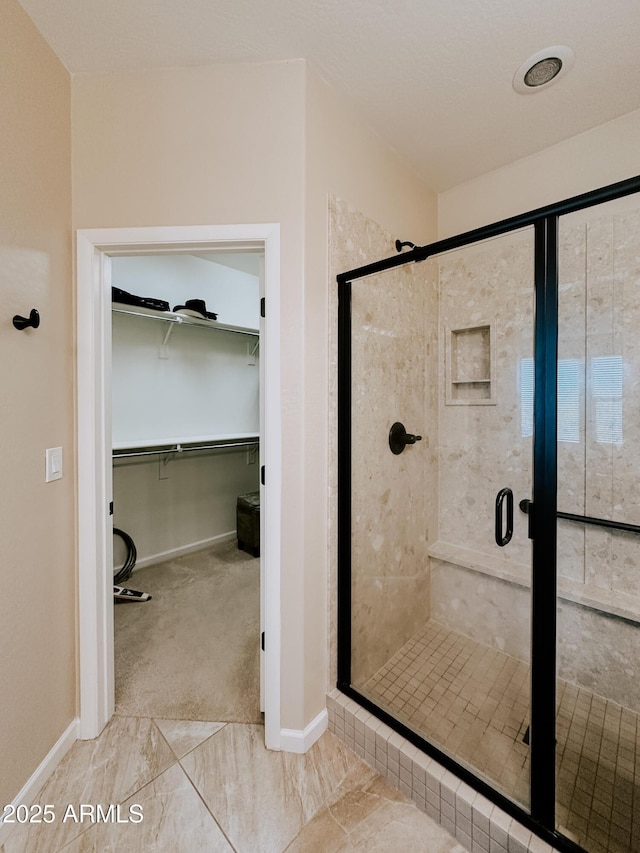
[[113, 439, 259, 460]]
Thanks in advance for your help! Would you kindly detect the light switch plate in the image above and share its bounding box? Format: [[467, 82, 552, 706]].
[[46, 447, 63, 482]]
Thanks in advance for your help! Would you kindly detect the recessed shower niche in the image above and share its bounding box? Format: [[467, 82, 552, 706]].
[[445, 321, 495, 404]]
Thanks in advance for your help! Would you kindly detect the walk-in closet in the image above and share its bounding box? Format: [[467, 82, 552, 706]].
[[110, 252, 262, 723]]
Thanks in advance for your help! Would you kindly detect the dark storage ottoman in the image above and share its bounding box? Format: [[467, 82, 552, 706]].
[[237, 491, 260, 557]]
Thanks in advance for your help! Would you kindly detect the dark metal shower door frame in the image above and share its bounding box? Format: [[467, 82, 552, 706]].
[[336, 174, 640, 853]]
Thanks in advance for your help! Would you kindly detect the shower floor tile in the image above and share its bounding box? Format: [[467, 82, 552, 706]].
[[362, 621, 640, 853]]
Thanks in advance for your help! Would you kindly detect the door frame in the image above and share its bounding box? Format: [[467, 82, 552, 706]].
[[76, 223, 281, 749]]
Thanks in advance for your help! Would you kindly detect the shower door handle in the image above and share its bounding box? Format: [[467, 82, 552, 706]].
[[495, 488, 514, 547]]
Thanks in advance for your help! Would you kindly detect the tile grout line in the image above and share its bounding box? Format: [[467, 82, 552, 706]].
[[178, 755, 240, 853], [83, 718, 217, 815], [9, 719, 181, 853], [152, 718, 230, 761], [152, 718, 241, 851], [282, 795, 357, 852]]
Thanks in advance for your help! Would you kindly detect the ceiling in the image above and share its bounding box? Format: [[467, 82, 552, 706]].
[[16, 0, 640, 191]]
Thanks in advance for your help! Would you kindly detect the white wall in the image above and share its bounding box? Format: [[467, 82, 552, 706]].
[[438, 109, 640, 237], [112, 254, 260, 330], [111, 253, 260, 565], [111, 254, 259, 445], [113, 453, 259, 566], [112, 313, 259, 445]]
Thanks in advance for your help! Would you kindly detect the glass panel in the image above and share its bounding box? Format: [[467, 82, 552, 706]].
[[349, 227, 535, 811], [557, 195, 640, 852]]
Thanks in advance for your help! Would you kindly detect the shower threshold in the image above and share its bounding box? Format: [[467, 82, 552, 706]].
[[360, 621, 639, 853]]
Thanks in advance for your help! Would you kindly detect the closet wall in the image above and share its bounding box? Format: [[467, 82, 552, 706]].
[[111, 253, 261, 566]]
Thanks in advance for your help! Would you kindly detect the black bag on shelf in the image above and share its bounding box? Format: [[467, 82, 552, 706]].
[[112, 286, 170, 312]]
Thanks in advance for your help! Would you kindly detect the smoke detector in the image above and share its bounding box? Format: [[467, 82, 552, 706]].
[[513, 46, 574, 94]]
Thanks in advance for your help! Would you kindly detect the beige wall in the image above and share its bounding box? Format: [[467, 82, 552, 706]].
[[438, 109, 640, 238], [0, 0, 74, 806], [72, 59, 308, 729], [72, 60, 437, 732]]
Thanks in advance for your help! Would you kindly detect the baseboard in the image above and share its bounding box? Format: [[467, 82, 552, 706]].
[[280, 708, 328, 754], [0, 718, 79, 845], [132, 531, 237, 570]]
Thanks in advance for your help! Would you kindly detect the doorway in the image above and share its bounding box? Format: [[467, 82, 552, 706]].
[[77, 224, 281, 750], [337, 176, 640, 853], [110, 250, 263, 722]]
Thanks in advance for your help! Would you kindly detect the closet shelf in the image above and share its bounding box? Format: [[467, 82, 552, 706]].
[[112, 302, 259, 338], [113, 433, 259, 460]]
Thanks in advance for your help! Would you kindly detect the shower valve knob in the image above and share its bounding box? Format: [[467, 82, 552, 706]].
[[389, 422, 422, 455]]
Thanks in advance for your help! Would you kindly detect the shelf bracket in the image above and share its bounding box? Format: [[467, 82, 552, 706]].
[[158, 317, 182, 358], [163, 318, 182, 346]]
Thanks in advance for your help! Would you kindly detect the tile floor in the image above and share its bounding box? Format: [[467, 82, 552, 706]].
[[0, 715, 470, 853], [361, 621, 640, 853]]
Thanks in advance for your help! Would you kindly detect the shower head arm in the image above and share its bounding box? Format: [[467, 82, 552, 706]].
[[395, 239, 418, 253]]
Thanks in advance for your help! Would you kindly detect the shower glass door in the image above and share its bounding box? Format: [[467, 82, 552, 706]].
[[342, 226, 536, 812], [338, 177, 640, 853], [555, 196, 640, 853]]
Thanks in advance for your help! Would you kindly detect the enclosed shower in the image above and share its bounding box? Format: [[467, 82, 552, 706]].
[[337, 177, 640, 853]]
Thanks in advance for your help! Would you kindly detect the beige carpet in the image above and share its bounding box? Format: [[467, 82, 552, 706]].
[[114, 539, 261, 723]]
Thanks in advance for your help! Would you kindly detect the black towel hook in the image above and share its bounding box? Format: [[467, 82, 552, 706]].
[[13, 309, 40, 330]]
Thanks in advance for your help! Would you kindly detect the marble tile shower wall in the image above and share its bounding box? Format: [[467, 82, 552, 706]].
[[429, 211, 640, 707], [328, 196, 400, 689], [436, 229, 535, 572], [557, 211, 640, 598], [328, 197, 439, 688], [554, 210, 640, 712], [350, 257, 439, 684], [434, 209, 640, 599]]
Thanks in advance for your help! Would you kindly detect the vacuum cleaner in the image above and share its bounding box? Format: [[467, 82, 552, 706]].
[[113, 585, 152, 602], [113, 528, 152, 602]]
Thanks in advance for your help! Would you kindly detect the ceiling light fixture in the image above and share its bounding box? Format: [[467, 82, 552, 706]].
[[513, 46, 574, 94]]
